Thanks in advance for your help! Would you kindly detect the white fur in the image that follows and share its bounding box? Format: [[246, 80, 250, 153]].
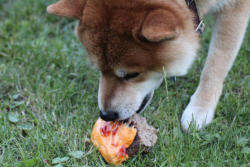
[[182, 0, 249, 131], [181, 94, 216, 131], [165, 37, 198, 77], [98, 72, 162, 120]]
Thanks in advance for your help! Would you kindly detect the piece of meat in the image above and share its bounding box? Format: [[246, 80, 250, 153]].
[[127, 114, 158, 156], [91, 118, 137, 165], [91, 114, 157, 165]]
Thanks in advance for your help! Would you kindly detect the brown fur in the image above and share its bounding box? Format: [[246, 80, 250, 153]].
[[72, 0, 199, 112], [47, 0, 86, 18], [47, 0, 249, 129], [74, 0, 196, 72]]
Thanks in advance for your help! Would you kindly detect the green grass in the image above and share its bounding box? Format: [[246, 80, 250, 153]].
[[0, 0, 249, 166]]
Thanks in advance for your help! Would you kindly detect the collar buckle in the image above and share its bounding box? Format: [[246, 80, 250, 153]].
[[195, 20, 205, 34], [185, 0, 205, 35]]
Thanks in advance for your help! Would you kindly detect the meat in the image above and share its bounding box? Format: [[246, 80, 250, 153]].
[[91, 114, 158, 165], [127, 114, 158, 156]]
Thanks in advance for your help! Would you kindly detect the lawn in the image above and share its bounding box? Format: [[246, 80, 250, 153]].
[[0, 0, 249, 166]]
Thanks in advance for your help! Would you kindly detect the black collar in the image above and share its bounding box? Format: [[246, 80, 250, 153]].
[[185, 0, 205, 35]]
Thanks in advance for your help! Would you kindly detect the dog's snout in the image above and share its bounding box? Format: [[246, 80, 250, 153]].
[[100, 110, 118, 121]]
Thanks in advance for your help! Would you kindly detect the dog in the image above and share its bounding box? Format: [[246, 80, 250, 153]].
[[47, 0, 249, 131]]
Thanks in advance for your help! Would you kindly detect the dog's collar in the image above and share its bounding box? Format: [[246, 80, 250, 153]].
[[185, 0, 205, 35]]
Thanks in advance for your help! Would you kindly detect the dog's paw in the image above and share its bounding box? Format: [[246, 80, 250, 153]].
[[181, 104, 215, 132]]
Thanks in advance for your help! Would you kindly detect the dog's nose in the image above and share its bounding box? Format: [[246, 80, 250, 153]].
[[100, 110, 118, 121]]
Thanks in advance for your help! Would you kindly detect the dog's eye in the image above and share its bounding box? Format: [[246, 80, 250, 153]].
[[124, 73, 140, 80]]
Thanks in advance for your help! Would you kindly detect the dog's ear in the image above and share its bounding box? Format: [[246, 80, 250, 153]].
[[47, 0, 86, 19], [141, 10, 180, 42]]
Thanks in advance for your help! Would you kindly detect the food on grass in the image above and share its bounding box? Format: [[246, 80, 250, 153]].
[[91, 118, 137, 165], [91, 114, 158, 165], [126, 114, 158, 156]]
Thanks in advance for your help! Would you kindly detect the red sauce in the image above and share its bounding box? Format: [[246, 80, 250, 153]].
[[100, 121, 124, 149], [118, 145, 127, 158], [100, 122, 112, 137], [112, 123, 119, 136]]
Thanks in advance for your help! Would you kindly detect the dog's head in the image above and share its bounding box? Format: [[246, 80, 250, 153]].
[[47, 0, 199, 121]]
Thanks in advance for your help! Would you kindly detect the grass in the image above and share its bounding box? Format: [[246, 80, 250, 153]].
[[0, 0, 249, 166]]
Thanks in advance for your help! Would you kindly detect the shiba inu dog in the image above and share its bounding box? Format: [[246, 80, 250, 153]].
[[47, 0, 249, 131]]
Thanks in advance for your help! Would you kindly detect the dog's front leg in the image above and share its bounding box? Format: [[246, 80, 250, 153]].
[[181, 2, 249, 131]]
